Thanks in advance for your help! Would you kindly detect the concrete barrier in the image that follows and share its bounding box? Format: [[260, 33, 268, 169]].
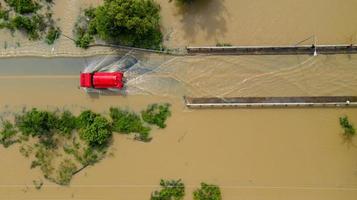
[[184, 96, 357, 109], [186, 45, 357, 55]]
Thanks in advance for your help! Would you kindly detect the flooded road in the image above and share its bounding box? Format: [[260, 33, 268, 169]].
[[158, 0, 357, 47], [0, 54, 356, 200]]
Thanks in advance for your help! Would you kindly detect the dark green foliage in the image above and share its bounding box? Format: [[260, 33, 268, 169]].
[[110, 107, 148, 133], [45, 26, 61, 44], [76, 110, 100, 129], [15, 108, 58, 137], [109, 107, 151, 141], [193, 183, 222, 200], [141, 103, 171, 128], [339, 116, 355, 138], [94, 0, 162, 49], [0, 9, 10, 20], [56, 111, 76, 136], [79, 115, 112, 146], [5, 0, 41, 14], [0, 0, 60, 43], [0, 120, 18, 148], [11, 14, 46, 40], [56, 159, 77, 185], [74, 0, 163, 49], [75, 32, 93, 49], [151, 179, 185, 200]]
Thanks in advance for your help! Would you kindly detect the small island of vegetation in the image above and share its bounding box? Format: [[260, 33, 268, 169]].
[[0, 103, 171, 185]]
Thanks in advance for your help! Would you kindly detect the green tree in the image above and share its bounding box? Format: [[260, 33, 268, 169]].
[[92, 0, 162, 49], [79, 115, 112, 146], [151, 179, 185, 200], [193, 183, 222, 200], [15, 108, 58, 137], [56, 111, 76, 136]]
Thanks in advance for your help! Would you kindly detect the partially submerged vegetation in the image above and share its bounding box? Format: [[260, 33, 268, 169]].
[[0, 103, 171, 186], [0, 0, 60, 44], [151, 179, 185, 200], [339, 116, 355, 139], [74, 0, 163, 49], [193, 182, 222, 200], [150, 179, 222, 200]]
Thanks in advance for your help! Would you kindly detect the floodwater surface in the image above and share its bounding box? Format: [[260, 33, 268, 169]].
[[0, 54, 356, 200], [158, 0, 357, 47]]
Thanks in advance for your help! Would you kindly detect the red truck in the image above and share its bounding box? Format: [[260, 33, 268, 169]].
[[80, 72, 124, 89]]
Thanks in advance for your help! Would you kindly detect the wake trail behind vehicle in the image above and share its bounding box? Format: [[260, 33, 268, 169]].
[[83, 54, 357, 98]]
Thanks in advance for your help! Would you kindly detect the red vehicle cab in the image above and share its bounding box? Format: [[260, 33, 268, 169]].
[[80, 72, 124, 89]]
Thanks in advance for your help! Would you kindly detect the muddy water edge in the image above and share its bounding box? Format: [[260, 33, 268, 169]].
[[0, 55, 356, 200]]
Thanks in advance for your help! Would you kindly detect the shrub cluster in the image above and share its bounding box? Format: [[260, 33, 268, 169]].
[[74, 0, 163, 49], [141, 103, 171, 128], [151, 180, 222, 200], [193, 183, 222, 200], [0, 0, 61, 43], [339, 116, 355, 139], [0, 104, 171, 186], [151, 179, 185, 200], [110, 107, 151, 141], [5, 0, 41, 14], [0, 120, 18, 147]]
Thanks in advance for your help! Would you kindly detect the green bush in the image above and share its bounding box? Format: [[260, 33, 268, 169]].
[[56, 111, 76, 136], [75, 0, 163, 49], [141, 103, 171, 128], [0, 9, 10, 20], [110, 107, 151, 140], [15, 108, 58, 137], [79, 115, 112, 146], [45, 26, 61, 44], [0, 120, 18, 148], [11, 14, 46, 40], [151, 179, 185, 200], [193, 183, 222, 200], [339, 116, 355, 138], [75, 32, 93, 49], [76, 110, 100, 129], [5, 0, 41, 14]]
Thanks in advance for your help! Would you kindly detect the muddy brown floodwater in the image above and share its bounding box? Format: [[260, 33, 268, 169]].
[[158, 0, 357, 48], [0, 54, 356, 200]]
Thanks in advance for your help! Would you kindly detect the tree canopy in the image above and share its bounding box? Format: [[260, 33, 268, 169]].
[[75, 0, 162, 49]]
